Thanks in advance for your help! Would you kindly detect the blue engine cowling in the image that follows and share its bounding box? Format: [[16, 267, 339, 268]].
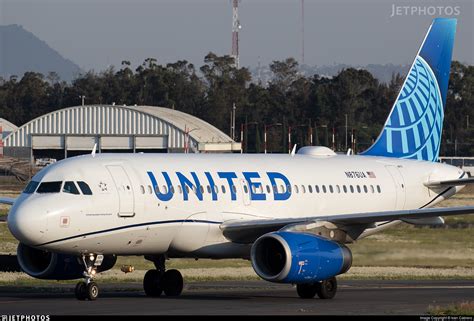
[[17, 243, 116, 280], [250, 231, 352, 283]]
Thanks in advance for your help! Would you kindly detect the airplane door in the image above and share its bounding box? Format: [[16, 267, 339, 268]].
[[106, 165, 135, 217], [240, 179, 251, 206], [385, 165, 406, 210]]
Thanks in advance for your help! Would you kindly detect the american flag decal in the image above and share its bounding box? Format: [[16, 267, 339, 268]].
[[367, 171, 376, 178]]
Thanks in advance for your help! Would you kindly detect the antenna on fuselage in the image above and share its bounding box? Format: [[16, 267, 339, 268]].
[[91, 143, 97, 158], [291, 144, 297, 157]]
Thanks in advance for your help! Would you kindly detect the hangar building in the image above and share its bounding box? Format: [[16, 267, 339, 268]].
[[2, 105, 240, 160]]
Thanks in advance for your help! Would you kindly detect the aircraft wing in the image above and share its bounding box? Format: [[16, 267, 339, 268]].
[[0, 197, 16, 206], [220, 206, 474, 243]]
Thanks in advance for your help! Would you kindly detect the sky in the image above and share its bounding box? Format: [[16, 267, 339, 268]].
[[1, 0, 473, 72]]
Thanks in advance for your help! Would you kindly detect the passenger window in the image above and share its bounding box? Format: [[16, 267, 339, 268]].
[[207, 185, 211, 194], [147, 185, 152, 194], [23, 181, 39, 194], [63, 181, 80, 195], [350, 185, 354, 193], [377, 185, 382, 193], [315, 185, 320, 193], [322, 185, 327, 193], [329, 185, 333, 193], [287, 185, 292, 194], [294, 185, 299, 193], [280, 185, 284, 193], [200, 185, 204, 194], [37, 181, 62, 194], [170, 186, 175, 194], [232, 185, 237, 194], [222, 185, 226, 193], [343, 185, 347, 193], [370, 185, 374, 193], [301, 185, 306, 193], [162, 185, 168, 193], [356, 185, 361, 193], [336, 185, 341, 193], [266, 185, 271, 193], [140, 185, 145, 194], [77, 181, 93, 195], [308, 185, 313, 193], [243, 185, 248, 193], [363, 185, 368, 193], [185, 186, 190, 193], [214, 185, 219, 194]]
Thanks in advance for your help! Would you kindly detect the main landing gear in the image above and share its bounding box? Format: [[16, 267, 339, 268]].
[[75, 254, 103, 301], [296, 277, 338, 299], [143, 255, 183, 297]]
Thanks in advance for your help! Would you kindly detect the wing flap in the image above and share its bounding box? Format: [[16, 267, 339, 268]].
[[221, 206, 474, 243]]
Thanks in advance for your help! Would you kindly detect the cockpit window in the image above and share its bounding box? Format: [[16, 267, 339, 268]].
[[63, 181, 80, 195], [23, 181, 39, 194], [37, 181, 62, 194], [77, 181, 93, 195]]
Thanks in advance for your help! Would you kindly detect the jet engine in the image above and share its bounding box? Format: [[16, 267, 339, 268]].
[[250, 231, 352, 283], [17, 243, 117, 280]]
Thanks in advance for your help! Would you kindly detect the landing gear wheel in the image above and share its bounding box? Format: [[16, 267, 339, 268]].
[[296, 283, 317, 299], [75, 281, 87, 300], [144, 269, 163, 297], [162, 269, 183, 296], [316, 277, 337, 299], [86, 282, 99, 301]]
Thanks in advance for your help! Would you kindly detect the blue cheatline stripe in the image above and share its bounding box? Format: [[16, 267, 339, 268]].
[[35, 219, 223, 247]]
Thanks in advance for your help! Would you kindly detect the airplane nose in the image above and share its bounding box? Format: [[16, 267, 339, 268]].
[[8, 200, 47, 245]]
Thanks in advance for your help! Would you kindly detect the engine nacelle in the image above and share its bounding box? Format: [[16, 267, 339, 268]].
[[17, 243, 117, 280], [251, 231, 352, 283]]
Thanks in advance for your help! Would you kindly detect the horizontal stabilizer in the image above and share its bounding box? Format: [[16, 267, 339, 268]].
[[0, 197, 16, 206], [424, 177, 474, 187]]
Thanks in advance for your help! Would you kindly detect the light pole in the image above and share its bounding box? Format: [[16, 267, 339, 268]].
[[240, 121, 258, 153], [264, 123, 282, 154], [288, 124, 309, 154], [345, 114, 348, 151], [79, 95, 86, 106], [184, 125, 199, 153]]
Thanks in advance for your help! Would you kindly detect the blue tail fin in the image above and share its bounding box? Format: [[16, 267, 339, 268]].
[[362, 18, 457, 162]]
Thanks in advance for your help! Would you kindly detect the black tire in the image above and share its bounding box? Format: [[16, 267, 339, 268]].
[[316, 277, 337, 299], [74, 281, 87, 301], [296, 283, 317, 299], [86, 282, 99, 301], [162, 269, 183, 296], [144, 269, 163, 297]]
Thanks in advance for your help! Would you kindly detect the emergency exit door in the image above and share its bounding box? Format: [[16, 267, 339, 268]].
[[106, 165, 135, 217]]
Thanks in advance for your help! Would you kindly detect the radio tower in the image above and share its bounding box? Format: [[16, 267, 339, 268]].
[[232, 0, 241, 68], [301, 0, 305, 65]]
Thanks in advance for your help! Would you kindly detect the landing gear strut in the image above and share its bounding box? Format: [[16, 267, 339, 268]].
[[74, 253, 102, 301], [143, 255, 183, 297], [296, 277, 338, 299]]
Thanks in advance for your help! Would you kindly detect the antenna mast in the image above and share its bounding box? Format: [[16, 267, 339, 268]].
[[232, 0, 240, 68], [301, 0, 305, 65]]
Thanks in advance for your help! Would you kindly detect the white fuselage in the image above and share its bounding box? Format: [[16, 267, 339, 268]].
[[7, 152, 464, 259]]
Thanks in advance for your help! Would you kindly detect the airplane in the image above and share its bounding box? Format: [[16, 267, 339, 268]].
[[1, 18, 473, 301]]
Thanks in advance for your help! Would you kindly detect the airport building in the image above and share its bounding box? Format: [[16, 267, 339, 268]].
[[2, 105, 241, 161]]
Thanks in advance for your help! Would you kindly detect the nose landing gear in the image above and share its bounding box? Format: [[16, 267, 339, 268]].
[[143, 255, 183, 297], [74, 254, 102, 301]]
